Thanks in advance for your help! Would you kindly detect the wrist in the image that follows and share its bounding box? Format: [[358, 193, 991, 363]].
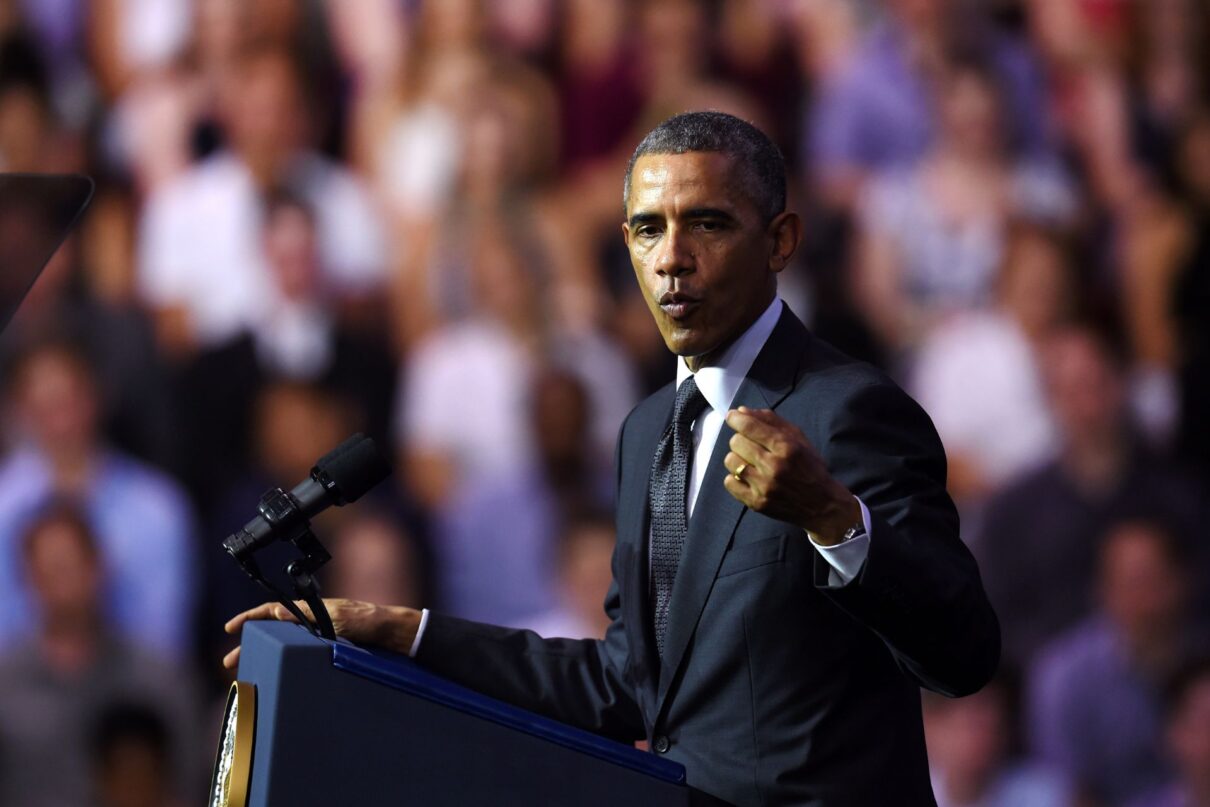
[[804, 494, 862, 547], [379, 605, 422, 655]]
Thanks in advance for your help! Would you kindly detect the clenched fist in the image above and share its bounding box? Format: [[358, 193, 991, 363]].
[[722, 406, 861, 545]]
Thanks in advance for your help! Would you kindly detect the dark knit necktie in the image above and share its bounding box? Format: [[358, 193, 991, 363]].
[[649, 375, 709, 657]]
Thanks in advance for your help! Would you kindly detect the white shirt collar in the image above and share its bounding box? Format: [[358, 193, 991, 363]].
[[676, 297, 783, 414]]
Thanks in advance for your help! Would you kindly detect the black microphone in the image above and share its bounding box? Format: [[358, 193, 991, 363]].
[[222, 433, 392, 560]]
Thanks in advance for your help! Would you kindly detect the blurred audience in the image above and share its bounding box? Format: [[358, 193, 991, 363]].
[[976, 323, 1207, 668], [808, 0, 1053, 209], [0, 340, 195, 658], [428, 367, 611, 627], [925, 674, 1070, 807], [910, 222, 1076, 506], [0, 503, 199, 807], [1029, 519, 1209, 806], [90, 702, 187, 807], [852, 55, 1075, 369], [527, 509, 617, 641], [1129, 658, 1210, 807], [0, 1, 1205, 802], [136, 43, 385, 360]]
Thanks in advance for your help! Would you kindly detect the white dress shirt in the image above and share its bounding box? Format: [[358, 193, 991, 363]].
[[410, 297, 871, 655]]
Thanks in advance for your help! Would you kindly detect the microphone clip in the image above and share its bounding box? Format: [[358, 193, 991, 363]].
[[228, 487, 337, 641]]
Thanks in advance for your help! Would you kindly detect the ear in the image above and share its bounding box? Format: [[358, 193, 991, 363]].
[[767, 211, 802, 274], [621, 221, 632, 249]]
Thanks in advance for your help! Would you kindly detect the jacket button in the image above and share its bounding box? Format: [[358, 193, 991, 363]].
[[653, 735, 670, 754]]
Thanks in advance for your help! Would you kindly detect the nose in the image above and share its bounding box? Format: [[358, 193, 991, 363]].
[[654, 226, 694, 278]]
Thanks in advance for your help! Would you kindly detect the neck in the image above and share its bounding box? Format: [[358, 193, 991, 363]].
[[39, 614, 102, 674], [1061, 432, 1127, 493], [1125, 619, 1182, 677], [48, 444, 95, 491]]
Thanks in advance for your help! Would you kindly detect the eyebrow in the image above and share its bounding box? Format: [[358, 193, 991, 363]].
[[683, 207, 737, 222], [628, 207, 738, 227], [628, 212, 662, 227]]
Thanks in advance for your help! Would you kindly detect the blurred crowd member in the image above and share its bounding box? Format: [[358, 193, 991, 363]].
[[0, 340, 195, 658], [324, 512, 420, 608], [487, 0, 557, 65], [370, 0, 487, 237], [1112, 110, 1210, 473], [90, 702, 185, 807], [0, 503, 200, 807], [924, 674, 1069, 807], [371, 22, 561, 348], [808, 0, 1052, 210], [88, 0, 191, 100], [0, 69, 76, 174], [172, 185, 396, 509], [853, 56, 1075, 368], [429, 368, 611, 627], [1029, 520, 1208, 807], [136, 43, 386, 359], [910, 223, 1075, 505], [4, 182, 174, 467], [556, 0, 642, 172], [398, 223, 635, 512], [975, 323, 1207, 667], [1129, 658, 1210, 807], [526, 510, 617, 641], [715, 0, 804, 164]]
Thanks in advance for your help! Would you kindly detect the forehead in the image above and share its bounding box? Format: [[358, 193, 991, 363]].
[[627, 151, 750, 216]]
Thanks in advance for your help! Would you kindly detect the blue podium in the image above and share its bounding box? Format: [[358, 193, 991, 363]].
[[227, 621, 699, 805]]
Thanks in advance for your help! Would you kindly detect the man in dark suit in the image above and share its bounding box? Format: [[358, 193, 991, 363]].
[[227, 111, 1000, 806]]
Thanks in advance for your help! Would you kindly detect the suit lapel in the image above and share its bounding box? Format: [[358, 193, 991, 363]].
[[655, 309, 808, 715]]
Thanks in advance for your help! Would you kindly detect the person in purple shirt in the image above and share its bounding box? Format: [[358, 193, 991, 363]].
[[1028, 519, 1209, 806], [808, 0, 1053, 209], [0, 339, 195, 659], [1129, 658, 1210, 807]]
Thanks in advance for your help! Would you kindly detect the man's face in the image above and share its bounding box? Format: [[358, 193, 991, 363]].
[[623, 151, 786, 363]]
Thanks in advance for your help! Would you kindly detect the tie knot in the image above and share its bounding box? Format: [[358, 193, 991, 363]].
[[673, 376, 709, 430]]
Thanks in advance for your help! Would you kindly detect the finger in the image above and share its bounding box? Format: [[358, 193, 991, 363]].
[[224, 602, 281, 634], [222, 646, 241, 670], [725, 409, 783, 451], [730, 404, 779, 423], [727, 432, 772, 472], [723, 471, 758, 506]]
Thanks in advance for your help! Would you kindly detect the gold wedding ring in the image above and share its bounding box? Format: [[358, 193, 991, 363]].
[[732, 462, 748, 482]]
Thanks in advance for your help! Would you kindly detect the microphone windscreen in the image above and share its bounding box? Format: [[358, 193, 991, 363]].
[[311, 434, 392, 504]]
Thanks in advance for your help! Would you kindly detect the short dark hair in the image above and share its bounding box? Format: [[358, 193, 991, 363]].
[[90, 701, 172, 771], [623, 111, 787, 221]]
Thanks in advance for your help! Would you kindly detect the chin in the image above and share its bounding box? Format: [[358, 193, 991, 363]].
[[665, 334, 719, 363]]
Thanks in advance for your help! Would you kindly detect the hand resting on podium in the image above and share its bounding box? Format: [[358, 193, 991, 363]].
[[224, 598, 422, 669]]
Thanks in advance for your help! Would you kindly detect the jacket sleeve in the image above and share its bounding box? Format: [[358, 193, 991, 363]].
[[813, 376, 1001, 697], [414, 583, 646, 741], [412, 416, 646, 742]]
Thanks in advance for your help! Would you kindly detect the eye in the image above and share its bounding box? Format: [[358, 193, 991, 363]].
[[693, 219, 724, 232], [635, 225, 662, 239]]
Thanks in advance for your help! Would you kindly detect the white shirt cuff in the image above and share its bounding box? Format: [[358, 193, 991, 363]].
[[408, 608, 430, 657], [808, 497, 872, 587]]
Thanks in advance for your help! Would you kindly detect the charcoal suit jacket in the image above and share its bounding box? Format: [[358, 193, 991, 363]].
[[416, 307, 1000, 806]]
